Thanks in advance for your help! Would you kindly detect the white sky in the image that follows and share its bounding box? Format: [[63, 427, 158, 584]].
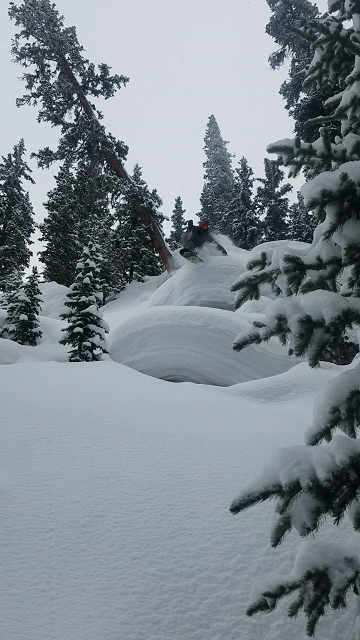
[[0, 0, 328, 240]]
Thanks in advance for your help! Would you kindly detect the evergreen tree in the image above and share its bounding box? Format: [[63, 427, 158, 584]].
[[9, 0, 173, 273], [256, 159, 292, 243], [266, 0, 318, 70], [221, 157, 260, 249], [168, 196, 186, 250], [94, 210, 127, 303], [39, 164, 82, 286], [1, 280, 25, 342], [1, 267, 42, 346], [265, 0, 347, 142], [60, 242, 109, 362], [0, 269, 24, 335], [230, 3, 360, 636], [19, 266, 43, 345], [0, 139, 35, 290], [0, 269, 23, 308], [39, 158, 126, 299], [199, 115, 234, 230], [113, 164, 163, 283], [287, 192, 317, 243]]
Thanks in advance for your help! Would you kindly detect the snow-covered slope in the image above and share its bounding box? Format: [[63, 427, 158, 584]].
[[1, 359, 351, 640], [146, 255, 245, 310], [1, 251, 353, 640], [107, 253, 296, 386], [109, 305, 296, 385]]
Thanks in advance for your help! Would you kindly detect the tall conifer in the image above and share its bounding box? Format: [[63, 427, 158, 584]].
[[9, 0, 173, 272], [168, 197, 186, 250], [230, 2, 360, 635], [113, 165, 163, 283], [199, 115, 234, 230], [39, 158, 125, 299], [256, 159, 292, 242], [287, 192, 317, 243], [0, 140, 35, 290], [265, 0, 344, 142], [221, 158, 260, 249], [1, 267, 42, 346], [39, 164, 81, 286], [60, 243, 109, 362]]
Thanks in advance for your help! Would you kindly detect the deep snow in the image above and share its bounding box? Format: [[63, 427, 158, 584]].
[[0, 246, 356, 640]]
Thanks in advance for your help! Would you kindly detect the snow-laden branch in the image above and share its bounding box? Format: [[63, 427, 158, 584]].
[[246, 537, 360, 637], [233, 291, 360, 367], [230, 436, 360, 545], [306, 361, 360, 444]]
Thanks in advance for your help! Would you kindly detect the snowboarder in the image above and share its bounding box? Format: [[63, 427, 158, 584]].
[[180, 220, 227, 259]]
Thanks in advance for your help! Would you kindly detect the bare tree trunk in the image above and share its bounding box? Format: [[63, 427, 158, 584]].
[[59, 54, 175, 274]]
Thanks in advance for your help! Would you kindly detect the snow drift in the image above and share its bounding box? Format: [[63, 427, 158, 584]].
[[0, 255, 354, 640], [109, 305, 297, 386], [147, 254, 246, 310]]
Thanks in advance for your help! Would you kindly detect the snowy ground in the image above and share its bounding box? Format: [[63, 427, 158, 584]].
[[0, 243, 355, 640]]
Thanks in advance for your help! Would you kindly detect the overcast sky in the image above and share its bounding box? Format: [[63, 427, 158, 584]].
[[0, 0, 328, 240]]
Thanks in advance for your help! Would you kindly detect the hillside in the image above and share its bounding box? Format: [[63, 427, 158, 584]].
[[0, 243, 354, 640]]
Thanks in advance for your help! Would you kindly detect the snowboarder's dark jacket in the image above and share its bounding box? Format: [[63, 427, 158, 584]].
[[182, 223, 215, 248], [181, 220, 227, 255]]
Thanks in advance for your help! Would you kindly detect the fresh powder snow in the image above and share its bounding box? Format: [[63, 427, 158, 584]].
[[0, 244, 356, 640]]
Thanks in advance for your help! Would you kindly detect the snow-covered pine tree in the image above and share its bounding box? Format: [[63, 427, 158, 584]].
[[39, 158, 126, 300], [0, 269, 23, 307], [230, 2, 360, 636], [221, 157, 260, 249], [9, 0, 173, 273], [1, 278, 25, 342], [199, 115, 234, 230], [287, 192, 317, 243], [1, 267, 42, 346], [266, 0, 318, 71], [265, 0, 346, 142], [113, 164, 163, 283], [0, 139, 35, 291], [94, 210, 127, 304], [60, 243, 109, 362], [0, 268, 23, 335], [18, 266, 42, 345], [39, 164, 82, 286], [256, 158, 292, 243], [168, 196, 186, 250]]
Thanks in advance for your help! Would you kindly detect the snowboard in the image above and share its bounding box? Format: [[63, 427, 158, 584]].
[[179, 248, 204, 263]]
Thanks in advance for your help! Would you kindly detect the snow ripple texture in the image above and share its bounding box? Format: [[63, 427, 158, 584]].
[[108, 253, 296, 386], [109, 305, 296, 385], [0, 362, 350, 640], [1, 252, 352, 640]]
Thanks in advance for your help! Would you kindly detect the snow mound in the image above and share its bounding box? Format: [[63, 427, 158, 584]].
[[239, 296, 273, 314], [226, 361, 343, 403], [0, 316, 68, 364], [247, 238, 310, 259], [39, 281, 70, 319], [109, 305, 296, 386], [147, 256, 244, 310]]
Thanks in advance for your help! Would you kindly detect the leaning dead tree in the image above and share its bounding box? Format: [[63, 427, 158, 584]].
[[9, 0, 175, 273]]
